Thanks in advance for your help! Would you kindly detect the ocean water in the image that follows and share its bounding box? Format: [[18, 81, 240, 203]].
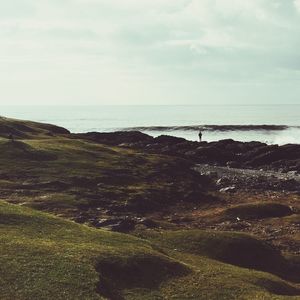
[[0, 105, 299, 145]]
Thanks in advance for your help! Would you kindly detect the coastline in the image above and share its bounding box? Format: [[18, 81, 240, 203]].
[[0, 116, 299, 298], [76, 130, 300, 174], [1, 104, 300, 144]]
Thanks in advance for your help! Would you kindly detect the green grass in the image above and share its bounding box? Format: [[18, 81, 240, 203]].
[[0, 136, 209, 217], [1, 201, 300, 299], [137, 229, 300, 282], [220, 202, 294, 221], [0, 201, 188, 300], [0, 116, 69, 139]]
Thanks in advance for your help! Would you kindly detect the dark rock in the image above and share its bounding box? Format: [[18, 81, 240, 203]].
[[107, 219, 136, 232], [154, 135, 187, 145], [193, 145, 235, 164], [226, 161, 240, 168], [75, 131, 153, 146], [244, 144, 300, 168], [201, 171, 218, 178], [226, 221, 252, 230], [93, 218, 117, 228], [276, 179, 300, 191], [72, 130, 300, 175], [216, 177, 231, 186], [136, 218, 157, 228], [73, 215, 88, 223], [93, 217, 136, 232]]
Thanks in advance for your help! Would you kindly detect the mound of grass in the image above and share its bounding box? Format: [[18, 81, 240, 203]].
[[1, 201, 300, 299], [160, 253, 300, 299], [222, 202, 293, 220], [265, 214, 300, 225], [97, 254, 188, 299], [0, 201, 189, 299], [138, 230, 300, 282], [0, 116, 69, 139], [0, 140, 57, 161]]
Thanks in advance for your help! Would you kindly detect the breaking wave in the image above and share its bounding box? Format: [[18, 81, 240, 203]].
[[124, 125, 299, 132]]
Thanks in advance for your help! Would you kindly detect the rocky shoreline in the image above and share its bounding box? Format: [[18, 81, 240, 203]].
[[75, 131, 300, 174], [71, 131, 300, 252], [195, 163, 300, 193], [1, 118, 299, 253]]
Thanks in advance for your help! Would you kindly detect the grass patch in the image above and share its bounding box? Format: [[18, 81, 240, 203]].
[[0, 116, 69, 139], [0, 137, 211, 217], [0, 202, 300, 299], [137, 229, 300, 283], [221, 202, 293, 220], [0, 201, 189, 299], [0, 140, 57, 161]]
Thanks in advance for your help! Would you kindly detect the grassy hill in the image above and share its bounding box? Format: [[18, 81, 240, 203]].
[[0, 136, 210, 220], [0, 116, 70, 139], [1, 201, 300, 299], [0, 117, 299, 299]]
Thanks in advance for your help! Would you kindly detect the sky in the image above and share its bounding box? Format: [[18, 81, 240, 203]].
[[0, 0, 300, 105]]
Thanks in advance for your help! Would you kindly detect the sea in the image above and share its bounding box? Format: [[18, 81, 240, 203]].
[[1, 105, 299, 145]]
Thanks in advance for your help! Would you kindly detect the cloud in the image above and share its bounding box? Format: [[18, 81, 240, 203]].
[[0, 0, 299, 104], [294, 0, 300, 12]]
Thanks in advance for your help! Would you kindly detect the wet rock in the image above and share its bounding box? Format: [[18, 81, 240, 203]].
[[219, 186, 236, 193], [216, 177, 231, 186]]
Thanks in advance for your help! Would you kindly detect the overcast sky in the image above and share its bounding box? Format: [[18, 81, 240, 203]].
[[0, 0, 300, 105]]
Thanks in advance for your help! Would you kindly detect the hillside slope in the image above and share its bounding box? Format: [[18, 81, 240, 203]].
[[0, 116, 70, 139], [1, 201, 300, 300]]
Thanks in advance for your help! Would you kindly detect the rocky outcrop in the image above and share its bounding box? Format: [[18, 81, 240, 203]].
[[89, 133, 300, 173]]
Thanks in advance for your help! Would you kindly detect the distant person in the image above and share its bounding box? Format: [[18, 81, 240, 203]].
[[8, 133, 14, 142], [198, 130, 203, 142]]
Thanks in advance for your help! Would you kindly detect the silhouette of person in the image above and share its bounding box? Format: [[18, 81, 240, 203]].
[[8, 133, 14, 142], [198, 130, 202, 142]]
